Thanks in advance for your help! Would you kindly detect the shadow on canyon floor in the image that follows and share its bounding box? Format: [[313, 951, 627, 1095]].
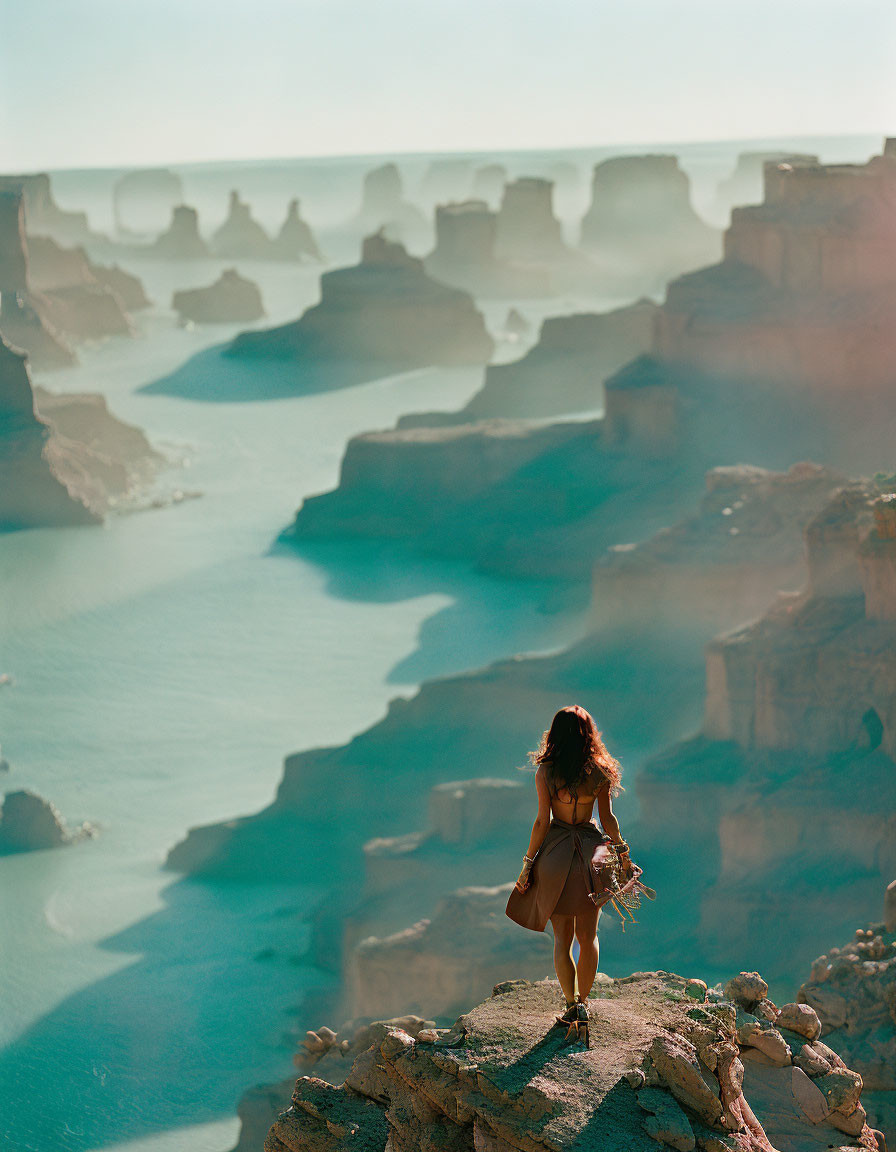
[[139, 343, 419, 402], [0, 875, 331, 1152]]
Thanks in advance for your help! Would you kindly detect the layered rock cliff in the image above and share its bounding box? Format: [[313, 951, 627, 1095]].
[[494, 177, 596, 291], [0, 190, 75, 368], [0, 333, 162, 527], [655, 145, 896, 399], [227, 232, 492, 378], [0, 173, 93, 245], [712, 153, 819, 225], [637, 480, 896, 979], [592, 461, 845, 632], [460, 301, 656, 420], [580, 155, 721, 293], [173, 268, 265, 324], [264, 972, 885, 1152]]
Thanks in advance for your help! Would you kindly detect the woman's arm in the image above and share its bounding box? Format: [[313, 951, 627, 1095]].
[[515, 765, 552, 892], [597, 786, 631, 864]]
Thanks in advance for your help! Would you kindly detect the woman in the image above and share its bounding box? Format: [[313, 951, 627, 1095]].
[[505, 705, 639, 1047]]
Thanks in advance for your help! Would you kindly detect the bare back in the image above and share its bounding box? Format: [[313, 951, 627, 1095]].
[[548, 774, 609, 826]]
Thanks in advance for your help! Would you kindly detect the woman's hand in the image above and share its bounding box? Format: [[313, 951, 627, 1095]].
[[515, 862, 533, 892]]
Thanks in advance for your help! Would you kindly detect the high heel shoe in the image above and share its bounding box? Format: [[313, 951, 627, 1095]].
[[564, 999, 590, 1047], [555, 1001, 577, 1027]]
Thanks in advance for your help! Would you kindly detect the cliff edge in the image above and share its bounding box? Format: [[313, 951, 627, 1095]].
[[265, 971, 885, 1152]]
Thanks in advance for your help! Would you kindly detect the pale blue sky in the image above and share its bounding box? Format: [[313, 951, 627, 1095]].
[[1, 0, 892, 169]]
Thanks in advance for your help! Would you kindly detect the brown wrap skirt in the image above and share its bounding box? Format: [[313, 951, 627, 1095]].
[[505, 818, 613, 933]]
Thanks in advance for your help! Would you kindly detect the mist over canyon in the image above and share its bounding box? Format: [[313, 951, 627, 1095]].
[[0, 115, 892, 1152]]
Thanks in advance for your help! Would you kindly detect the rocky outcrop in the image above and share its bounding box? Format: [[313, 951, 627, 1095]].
[[150, 205, 210, 259], [272, 199, 322, 262], [172, 268, 265, 324], [424, 200, 549, 297], [797, 906, 896, 1149], [357, 164, 429, 251], [804, 929, 896, 1137], [211, 190, 275, 259], [290, 417, 600, 545], [0, 190, 74, 368], [113, 168, 184, 237], [712, 153, 819, 224], [231, 1016, 435, 1152], [461, 301, 656, 419], [637, 480, 896, 980], [26, 235, 134, 341], [227, 232, 492, 377], [579, 155, 721, 293], [0, 173, 93, 245], [0, 332, 162, 527], [0, 789, 93, 853], [592, 461, 846, 632], [265, 972, 885, 1152], [89, 262, 151, 312], [494, 177, 596, 291]]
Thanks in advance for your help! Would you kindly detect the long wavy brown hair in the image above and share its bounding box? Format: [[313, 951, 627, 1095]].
[[528, 705, 623, 798]]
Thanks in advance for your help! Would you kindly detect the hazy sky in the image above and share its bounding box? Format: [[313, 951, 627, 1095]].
[[1, 0, 892, 170]]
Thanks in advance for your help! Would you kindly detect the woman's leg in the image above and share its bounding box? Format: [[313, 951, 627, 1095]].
[[573, 905, 600, 1000], [549, 914, 576, 1003]]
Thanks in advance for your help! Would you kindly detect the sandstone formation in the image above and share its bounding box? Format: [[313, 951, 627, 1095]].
[[354, 884, 553, 1020], [89, 262, 150, 311], [231, 1016, 436, 1152], [713, 153, 819, 224], [471, 163, 508, 207], [0, 190, 75, 368], [357, 164, 429, 251], [592, 461, 846, 632], [172, 268, 265, 324], [0, 333, 162, 527], [797, 903, 896, 1147], [461, 301, 656, 419], [284, 142, 896, 579], [637, 480, 896, 980], [424, 200, 549, 297], [26, 235, 133, 341], [150, 204, 210, 259], [272, 199, 322, 262], [211, 190, 275, 259], [580, 155, 721, 293], [265, 972, 884, 1152], [112, 167, 184, 237], [0, 789, 93, 853], [494, 177, 595, 291], [655, 144, 896, 400], [226, 232, 492, 379], [0, 173, 93, 245]]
